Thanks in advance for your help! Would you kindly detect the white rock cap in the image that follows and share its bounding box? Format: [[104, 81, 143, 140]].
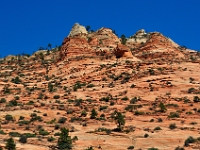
[[68, 23, 88, 37]]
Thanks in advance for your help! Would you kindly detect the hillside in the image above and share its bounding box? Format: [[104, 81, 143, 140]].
[[0, 23, 200, 150]]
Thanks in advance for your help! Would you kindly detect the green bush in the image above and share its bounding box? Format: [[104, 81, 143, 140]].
[[19, 135, 27, 143], [0, 98, 6, 103], [5, 114, 14, 122], [47, 136, 55, 142], [168, 112, 180, 118], [193, 96, 200, 102], [122, 96, 129, 101], [58, 117, 67, 124], [130, 97, 138, 104], [175, 146, 185, 150], [127, 145, 134, 150], [184, 136, 196, 146], [5, 138, 16, 150], [9, 132, 21, 137], [169, 123, 177, 130], [0, 130, 6, 135], [148, 148, 158, 150], [53, 95, 60, 99], [154, 126, 162, 131], [39, 128, 49, 136]]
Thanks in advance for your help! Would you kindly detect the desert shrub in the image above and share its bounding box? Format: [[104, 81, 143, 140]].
[[47, 136, 55, 142], [53, 95, 60, 99], [7, 100, 18, 106], [125, 105, 134, 112], [58, 117, 67, 124], [0, 130, 6, 135], [11, 76, 21, 84], [87, 84, 95, 88], [175, 146, 185, 150], [168, 112, 180, 118], [190, 121, 197, 125], [67, 109, 74, 114], [72, 136, 78, 142], [193, 96, 200, 102], [154, 126, 162, 131], [130, 97, 138, 104], [9, 132, 21, 137], [134, 110, 144, 115], [5, 114, 14, 122], [0, 98, 6, 103], [184, 136, 196, 146], [188, 88, 195, 93], [127, 145, 134, 150], [18, 120, 30, 125], [157, 118, 163, 122], [148, 148, 158, 150], [122, 96, 129, 101], [73, 81, 86, 91], [97, 127, 112, 135], [130, 84, 136, 88], [99, 105, 108, 111], [150, 119, 154, 122], [39, 128, 49, 136], [100, 96, 110, 102], [54, 124, 60, 130], [27, 100, 34, 105], [169, 123, 177, 130], [19, 135, 27, 143], [144, 133, 149, 138], [74, 99, 83, 106], [85, 146, 94, 150], [30, 113, 42, 122], [23, 133, 36, 138], [70, 117, 82, 122], [81, 110, 87, 117]]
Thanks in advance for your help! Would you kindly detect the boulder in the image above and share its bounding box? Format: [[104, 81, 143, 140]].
[[68, 23, 88, 37]]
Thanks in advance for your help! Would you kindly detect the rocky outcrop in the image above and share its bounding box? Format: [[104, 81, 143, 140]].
[[68, 23, 88, 37], [114, 44, 132, 58], [113, 44, 141, 61], [131, 32, 185, 62], [127, 29, 150, 46], [60, 36, 96, 61], [60, 23, 186, 63]]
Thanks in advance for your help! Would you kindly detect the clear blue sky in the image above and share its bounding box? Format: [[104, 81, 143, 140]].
[[0, 0, 200, 57]]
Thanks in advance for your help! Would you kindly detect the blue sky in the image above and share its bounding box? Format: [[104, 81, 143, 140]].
[[0, 0, 200, 57]]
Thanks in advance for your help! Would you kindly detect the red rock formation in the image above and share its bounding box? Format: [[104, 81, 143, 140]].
[[130, 32, 186, 62], [114, 44, 133, 58], [60, 36, 96, 61]]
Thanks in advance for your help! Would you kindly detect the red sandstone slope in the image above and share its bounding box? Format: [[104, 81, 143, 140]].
[[1, 23, 200, 150]]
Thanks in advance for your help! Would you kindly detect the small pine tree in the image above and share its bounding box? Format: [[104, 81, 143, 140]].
[[90, 108, 98, 119], [112, 111, 125, 131], [159, 102, 167, 112], [57, 127, 72, 150], [5, 138, 16, 150], [120, 34, 127, 45]]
